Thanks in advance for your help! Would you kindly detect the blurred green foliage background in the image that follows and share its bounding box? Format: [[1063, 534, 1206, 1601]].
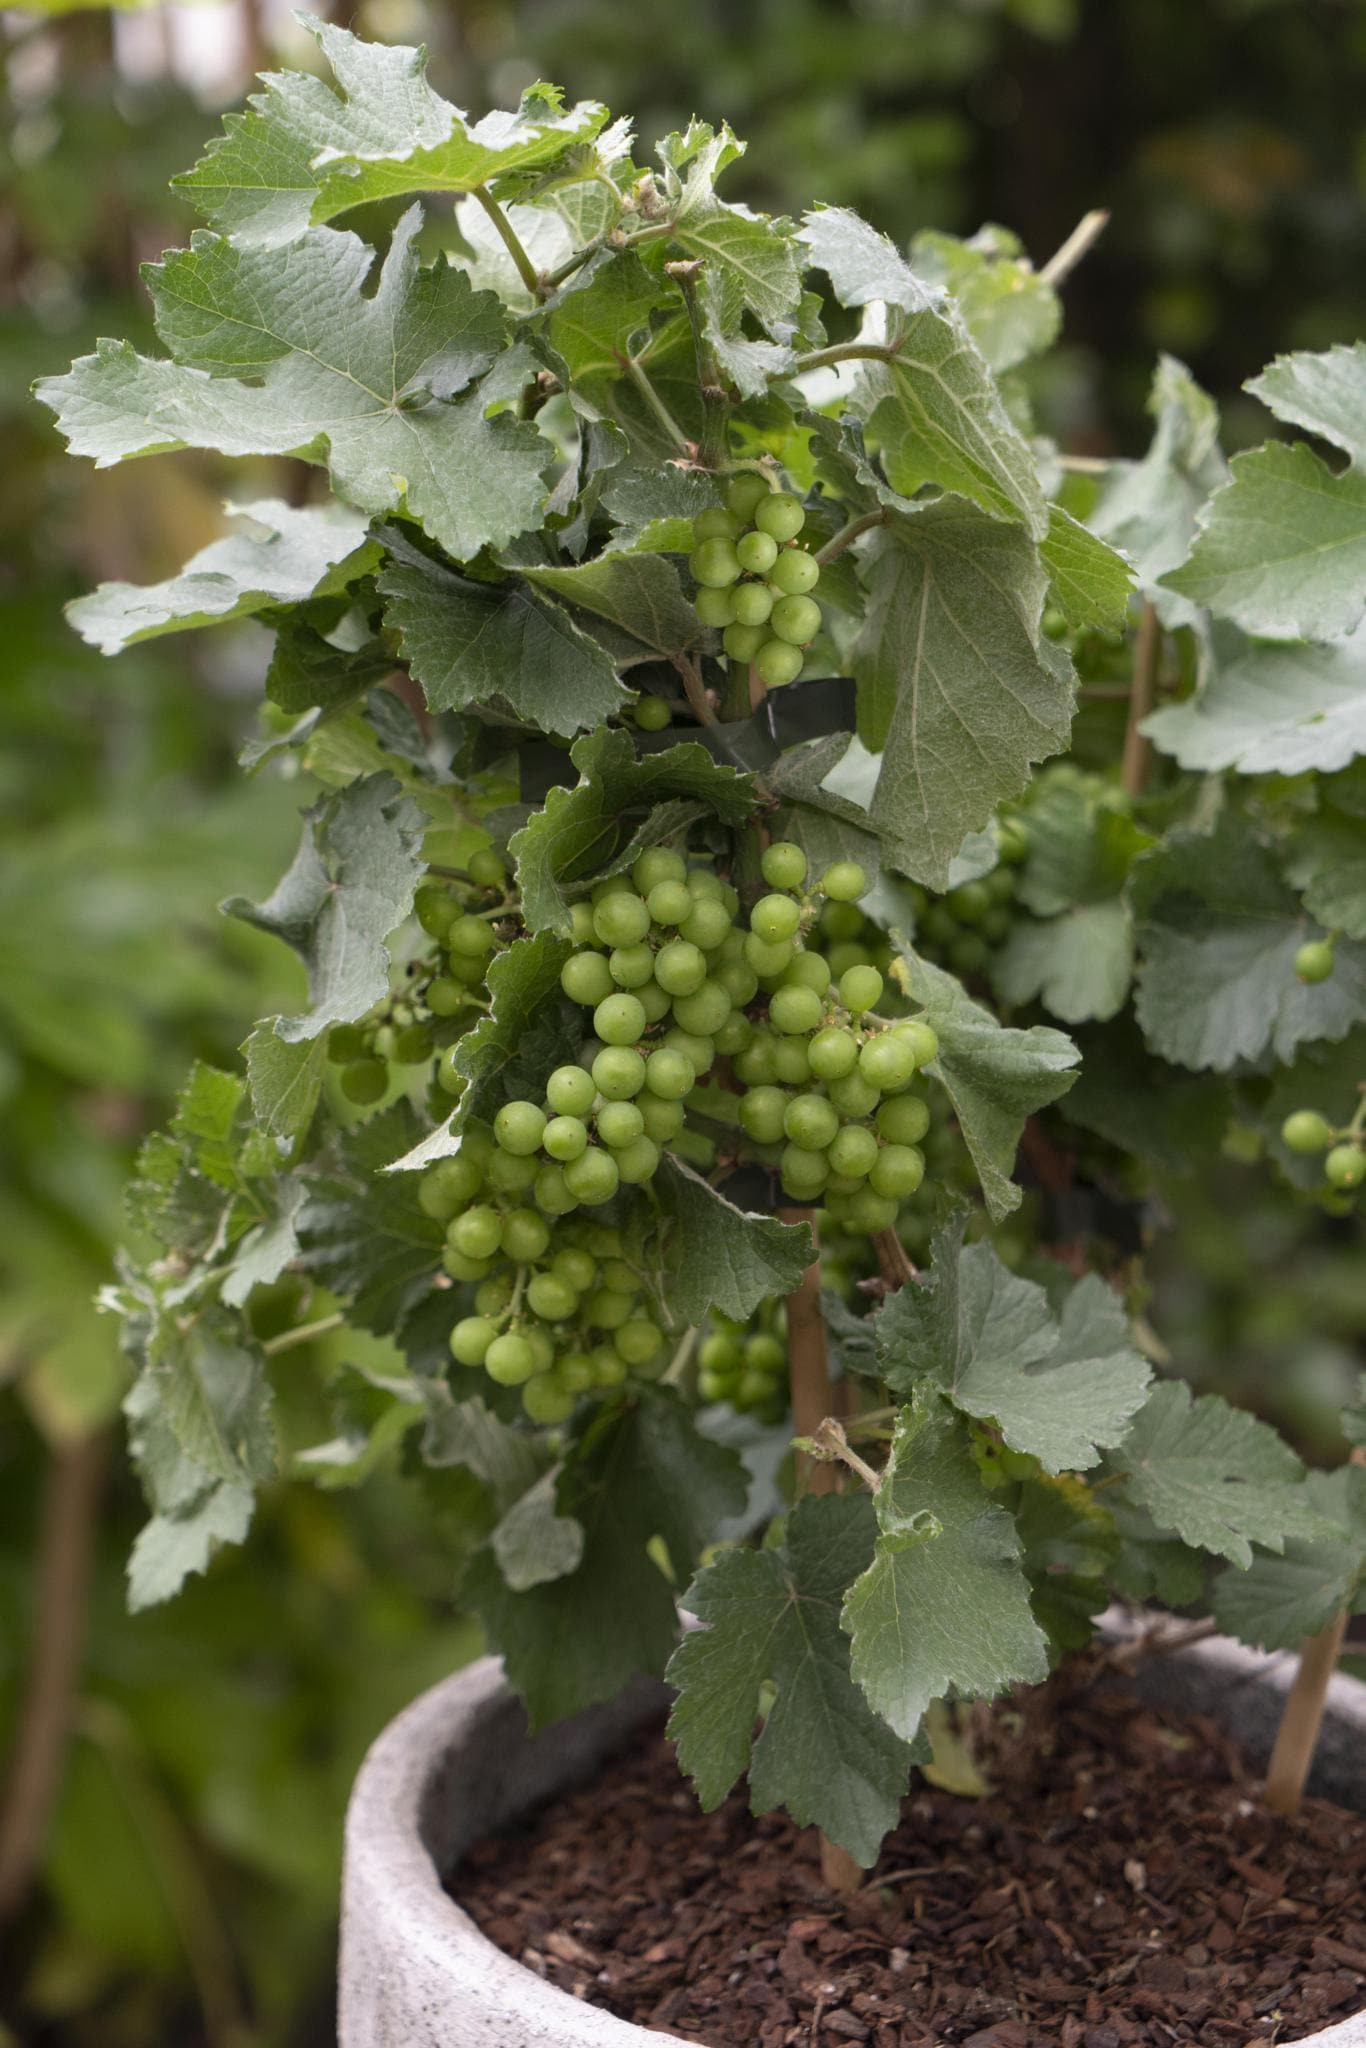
[[1, 0, 1364, 2041]]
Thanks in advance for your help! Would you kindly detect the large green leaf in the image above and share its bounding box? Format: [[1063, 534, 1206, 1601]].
[[378, 532, 627, 737], [657, 121, 803, 335], [225, 774, 425, 1044], [300, 1107, 445, 1332], [875, 1216, 1150, 1472], [176, 17, 609, 246], [910, 225, 1060, 376], [66, 499, 376, 654], [800, 207, 1045, 535], [1129, 811, 1366, 1071], [1089, 354, 1226, 622], [893, 949, 1080, 1218], [655, 1158, 812, 1325], [842, 1389, 1049, 1740], [127, 1483, 255, 1614], [1212, 1467, 1366, 1651], [668, 1493, 916, 1867], [1040, 506, 1136, 632], [520, 551, 703, 662], [38, 213, 552, 565], [1144, 627, 1366, 776]]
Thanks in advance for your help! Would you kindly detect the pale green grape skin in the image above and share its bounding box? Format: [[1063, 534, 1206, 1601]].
[[501, 1208, 551, 1262], [537, 1160, 579, 1215], [442, 1247, 492, 1282], [561, 951, 615, 1006], [859, 1033, 918, 1090], [418, 1154, 484, 1219], [781, 1142, 829, 1193], [542, 1114, 589, 1162], [632, 693, 673, 732], [594, 993, 647, 1045], [1281, 1109, 1333, 1154], [724, 621, 767, 663], [587, 1286, 634, 1329], [690, 537, 742, 588], [564, 1148, 622, 1204], [783, 952, 832, 996], [662, 1027, 714, 1075], [637, 981, 672, 1025], [744, 932, 795, 977], [614, 1135, 661, 1183], [596, 1099, 646, 1149], [694, 506, 739, 541], [678, 898, 731, 951], [828, 1124, 878, 1179], [870, 1143, 925, 1198], [655, 939, 708, 996], [546, 1065, 596, 1117], [877, 1094, 931, 1146], [633, 848, 687, 894], [821, 861, 867, 903], [522, 1375, 575, 1424], [736, 528, 779, 574], [714, 1013, 753, 1056], [783, 1093, 839, 1150], [751, 892, 802, 944], [717, 959, 760, 1007], [449, 1316, 497, 1366], [770, 1038, 812, 1085], [638, 1095, 686, 1143], [739, 1085, 789, 1144], [615, 1317, 663, 1366], [1325, 1143, 1365, 1190], [494, 1100, 547, 1156], [809, 1026, 859, 1081], [727, 472, 772, 520], [895, 1019, 940, 1067], [485, 1147, 539, 1194], [527, 1273, 578, 1321], [746, 1333, 785, 1374], [761, 840, 808, 890], [449, 914, 496, 959], [754, 492, 805, 542], [673, 980, 733, 1036], [559, 1352, 597, 1395], [848, 1189, 899, 1234], [644, 1048, 694, 1100], [609, 943, 654, 990], [770, 984, 823, 1035], [592, 1348, 629, 1389], [647, 879, 694, 927], [485, 1333, 538, 1386], [568, 902, 597, 946], [1295, 938, 1336, 984], [732, 581, 774, 626], [840, 964, 884, 1014], [754, 639, 803, 688], [694, 584, 737, 628], [552, 1248, 597, 1293], [450, 1205, 502, 1259], [769, 548, 820, 596], [770, 594, 821, 646], [593, 892, 651, 948]]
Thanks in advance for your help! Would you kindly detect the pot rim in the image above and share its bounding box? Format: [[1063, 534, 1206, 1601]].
[[340, 1620, 1366, 2048]]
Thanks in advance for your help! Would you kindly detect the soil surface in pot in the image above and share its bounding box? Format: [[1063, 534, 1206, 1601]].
[[453, 1665, 1366, 2046]]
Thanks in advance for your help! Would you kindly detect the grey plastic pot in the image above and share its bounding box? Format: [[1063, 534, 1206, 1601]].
[[339, 1625, 1366, 2047]]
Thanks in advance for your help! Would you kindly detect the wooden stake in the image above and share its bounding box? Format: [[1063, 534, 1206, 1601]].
[[1263, 1444, 1365, 1816], [1120, 599, 1160, 800]]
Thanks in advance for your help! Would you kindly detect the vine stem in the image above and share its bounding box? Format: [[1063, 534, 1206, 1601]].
[[793, 341, 896, 375], [670, 651, 718, 728], [262, 1311, 345, 1357], [1264, 1444, 1366, 1815], [472, 185, 542, 299], [0, 1430, 108, 1921], [1039, 207, 1110, 288], [666, 257, 729, 471], [619, 350, 692, 455], [1120, 598, 1161, 799], [815, 508, 889, 567]]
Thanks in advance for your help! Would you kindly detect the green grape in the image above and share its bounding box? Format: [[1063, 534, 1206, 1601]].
[[596, 1100, 645, 1149], [847, 1188, 899, 1233], [859, 1033, 918, 1091], [443, 1247, 491, 1282], [522, 1375, 575, 1424], [717, 958, 760, 1007], [524, 1327, 555, 1373], [697, 1368, 730, 1403], [735, 1368, 777, 1408], [479, 1331, 534, 1383], [425, 977, 467, 1018], [614, 1135, 661, 1183], [770, 593, 821, 646], [568, 901, 597, 945], [647, 879, 694, 927], [594, 993, 647, 1045], [452, 1205, 504, 1259], [494, 1100, 547, 1156], [475, 1274, 516, 1314], [1325, 1143, 1365, 1190], [781, 1142, 829, 1194], [870, 1144, 925, 1198], [997, 817, 1029, 864], [783, 1093, 839, 1150], [501, 1209, 551, 1262], [418, 1155, 484, 1219], [723, 620, 767, 663], [341, 1058, 388, 1104], [877, 1095, 931, 1145], [414, 887, 457, 941], [636, 981, 672, 1025], [946, 881, 991, 925], [1295, 938, 1336, 984], [638, 1094, 685, 1144], [552, 1248, 597, 1293], [593, 893, 651, 948], [543, 1114, 590, 1162], [771, 1037, 812, 1084], [828, 1124, 878, 1179], [392, 1022, 435, 1064], [700, 1333, 743, 1373], [688, 870, 726, 902], [486, 1148, 538, 1193], [754, 639, 803, 688], [600, 1257, 638, 1290], [694, 585, 737, 628], [949, 934, 988, 976], [673, 979, 732, 1036], [449, 914, 497, 959], [564, 1148, 621, 1204], [587, 1286, 634, 1329], [745, 1333, 785, 1374], [769, 548, 820, 596], [527, 1273, 578, 1321], [633, 847, 688, 894], [751, 892, 802, 944], [980, 909, 1011, 945], [592, 1347, 629, 1388], [783, 952, 832, 996], [761, 840, 808, 890], [449, 1316, 498, 1366], [754, 492, 805, 542], [736, 528, 779, 574], [615, 1317, 663, 1366], [1281, 1109, 1333, 1154], [821, 861, 868, 903], [714, 1013, 753, 1056], [662, 1027, 714, 1074], [694, 506, 739, 541], [986, 867, 1017, 905], [733, 1035, 778, 1086], [559, 1352, 596, 1395], [544, 1066, 594, 1118], [655, 939, 708, 996], [609, 943, 655, 989], [592, 1046, 646, 1100], [744, 932, 795, 977], [690, 537, 742, 588], [769, 984, 823, 1035], [809, 1026, 859, 1081], [732, 581, 774, 626], [678, 898, 731, 951], [896, 1019, 940, 1067], [467, 847, 507, 889], [840, 964, 883, 1014], [727, 472, 772, 520], [561, 951, 615, 1006], [739, 1085, 789, 1144], [644, 1047, 694, 1099], [327, 1023, 369, 1063]]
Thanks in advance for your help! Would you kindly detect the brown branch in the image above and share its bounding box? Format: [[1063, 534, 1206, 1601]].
[[871, 1227, 917, 1292], [670, 651, 719, 728], [1120, 599, 1161, 800], [0, 1430, 109, 1920]]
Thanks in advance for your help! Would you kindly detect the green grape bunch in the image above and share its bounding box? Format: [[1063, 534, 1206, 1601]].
[[1281, 1090, 1366, 1197], [689, 473, 823, 688], [695, 1301, 788, 1423], [901, 820, 1028, 981]]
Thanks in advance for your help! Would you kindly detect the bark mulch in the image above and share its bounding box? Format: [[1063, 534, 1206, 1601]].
[[452, 1666, 1366, 2046]]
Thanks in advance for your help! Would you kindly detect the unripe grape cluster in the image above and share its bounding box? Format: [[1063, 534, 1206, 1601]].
[[902, 824, 1027, 980], [694, 1302, 788, 1423], [326, 846, 509, 1104], [688, 474, 823, 689], [1280, 1095, 1365, 1196]]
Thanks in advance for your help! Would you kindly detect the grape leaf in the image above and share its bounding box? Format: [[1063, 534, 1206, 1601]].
[[125, 1312, 276, 1534], [544, 250, 665, 393], [1258, 1026, 1366, 1189], [225, 773, 425, 1044], [463, 1388, 747, 1725], [1015, 1475, 1120, 1654], [38, 212, 551, 565], [491, 1467, 586, 1593], [993, 903, 1133, 1025], [1212, 1466, 1366, 1651], [1104, 1381, 1329, 1568], [1060, 1015, 1234, 1174], [654, 1159, 812, 1325], [127, 1483, 255, 1613], [176, 17, 609, 246], [851, 500, 1077, 889], [510, 726, 755, 934], [800, 207, 1045, 535], [242, 1025, 329, 1155], [220, 1180, 307, 1310], [1129, 812, 1366, 1071], [1040, 505, 1135, 632], [519, 551, 703, 662], [875, 1216, 1150, 1472], [892, 948, 1080, 1219], [1283, 810, 1366, 941], [667, 1493, 917, 1867], [300, 1106, 444, 1332], [764, 734, 886, 878], [1144, 626, 1366, 776], [66, 499, 376, 654], [601, 464, 722, 555], [1250, 341, 1366, 464], [842, 1388, 1050, 1740], [1090, 354, 1226, 621], [658, 121, 803, 335], [910, 225, 1060, 376], [377, 531, 627, 738]]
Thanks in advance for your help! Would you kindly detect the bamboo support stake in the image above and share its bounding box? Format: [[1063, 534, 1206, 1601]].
[[1263, 1445, 1365, 1815], [1121, 599, 1160, 799]]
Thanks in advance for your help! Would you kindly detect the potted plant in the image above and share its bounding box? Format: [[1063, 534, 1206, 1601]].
[[38, 22, 1366, 2042]]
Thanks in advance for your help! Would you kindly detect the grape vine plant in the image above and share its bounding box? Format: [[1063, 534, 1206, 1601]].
[[39, 22, 1366, 1870]]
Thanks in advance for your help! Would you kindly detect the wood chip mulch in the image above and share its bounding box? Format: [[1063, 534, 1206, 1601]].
[[452, 1669, 1366, 2046]]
